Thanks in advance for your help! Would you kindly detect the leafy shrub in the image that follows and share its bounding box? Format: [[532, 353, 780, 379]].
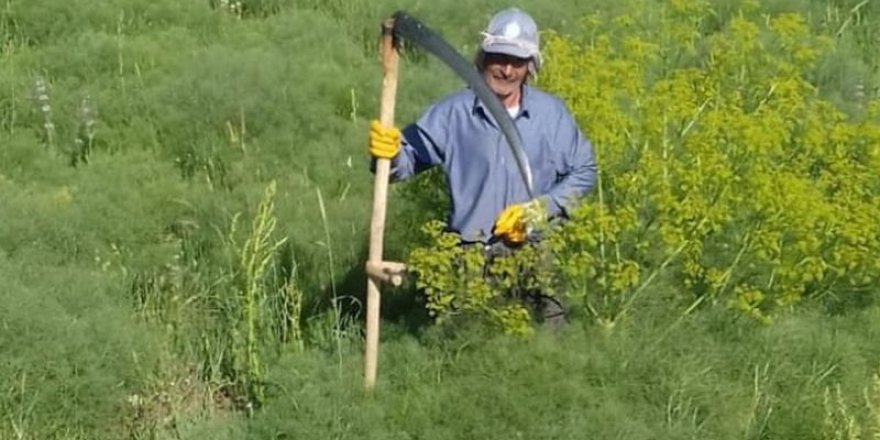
[[408, 221, 556, 335]]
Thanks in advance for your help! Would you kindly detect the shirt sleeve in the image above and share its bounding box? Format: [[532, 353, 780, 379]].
[[384, 104, 450, 181], [544, 104, 597, 217]]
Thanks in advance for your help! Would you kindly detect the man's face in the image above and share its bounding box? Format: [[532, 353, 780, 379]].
[[482, 52, 529, 100]]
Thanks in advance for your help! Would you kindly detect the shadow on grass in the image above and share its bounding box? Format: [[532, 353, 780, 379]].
[[334, 243, 433, 339], [286, 239, 433, 342]]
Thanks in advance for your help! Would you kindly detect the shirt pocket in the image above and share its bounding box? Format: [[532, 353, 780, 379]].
[[526, 137, 558, 194]]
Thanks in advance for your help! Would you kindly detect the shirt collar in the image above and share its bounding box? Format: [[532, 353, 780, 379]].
[[472, 84, 534, 120]]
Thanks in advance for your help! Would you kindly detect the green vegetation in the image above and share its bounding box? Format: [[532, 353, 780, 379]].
[[1, 0, 878, 438]]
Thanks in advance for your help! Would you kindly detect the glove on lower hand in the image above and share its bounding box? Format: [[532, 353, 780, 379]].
[[493, 198, 548, 244], [369, 120, 401, 159]]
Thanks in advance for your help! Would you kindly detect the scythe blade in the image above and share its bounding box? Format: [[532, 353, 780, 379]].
[[391, 11, 535, 199]]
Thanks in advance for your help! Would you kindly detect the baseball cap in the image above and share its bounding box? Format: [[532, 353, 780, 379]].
[[480, 8, 541, 69]]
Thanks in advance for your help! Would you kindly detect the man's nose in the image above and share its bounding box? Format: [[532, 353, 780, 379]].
[[503, 63, 513, 75]]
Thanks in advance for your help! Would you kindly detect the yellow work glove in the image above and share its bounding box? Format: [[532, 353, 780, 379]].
[[493, 199, 548, 244], [369, 119, 401, 159]]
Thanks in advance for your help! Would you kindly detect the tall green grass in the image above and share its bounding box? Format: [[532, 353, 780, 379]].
[[0, 254, 159, 439], [0, 0, 878, 438], [164, 302, 880, 439]]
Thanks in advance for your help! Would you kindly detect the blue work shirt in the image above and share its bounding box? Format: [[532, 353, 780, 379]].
[[390, 85, 597, 243]]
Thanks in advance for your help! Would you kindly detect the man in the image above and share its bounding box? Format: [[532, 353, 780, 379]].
[[369, 8, 597, 326]]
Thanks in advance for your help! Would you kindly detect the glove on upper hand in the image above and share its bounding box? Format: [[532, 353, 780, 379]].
[[493, 198, 548, 244], [369, 120, 401, 159]]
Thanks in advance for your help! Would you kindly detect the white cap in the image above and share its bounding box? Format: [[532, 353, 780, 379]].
[[480, 8, 541, 72]]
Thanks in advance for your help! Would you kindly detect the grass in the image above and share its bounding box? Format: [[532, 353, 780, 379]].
[[160, 301, 880, 439], [0, 0, 878, 438], [0, 254, 159, 439]]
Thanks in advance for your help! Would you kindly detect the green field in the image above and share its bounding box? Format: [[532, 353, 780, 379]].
[[2, 0, 879, 438]]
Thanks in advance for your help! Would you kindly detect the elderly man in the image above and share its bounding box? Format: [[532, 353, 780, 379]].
[[369, 8, 597, 326]]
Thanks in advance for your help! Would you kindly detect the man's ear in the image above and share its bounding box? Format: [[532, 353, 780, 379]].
[[473, 48, 486, 71]]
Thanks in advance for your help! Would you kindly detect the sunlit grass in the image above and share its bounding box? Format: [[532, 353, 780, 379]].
[[0, 0, 878, 438]]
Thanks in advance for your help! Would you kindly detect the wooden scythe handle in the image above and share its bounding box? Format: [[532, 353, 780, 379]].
[[364, 18, 398, 391]]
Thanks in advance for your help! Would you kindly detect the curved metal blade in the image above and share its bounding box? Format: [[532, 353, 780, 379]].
[[391, 11, 535, 198]]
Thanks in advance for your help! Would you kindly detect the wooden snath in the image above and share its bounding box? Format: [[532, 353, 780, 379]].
[[363, 18, 406, 391]]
